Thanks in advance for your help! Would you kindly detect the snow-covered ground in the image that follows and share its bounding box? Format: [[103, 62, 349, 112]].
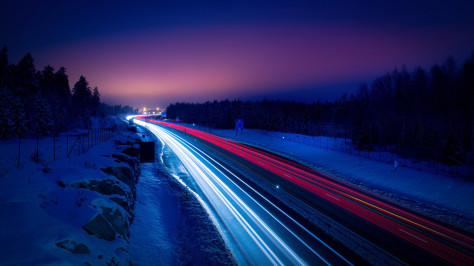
[[0, 129, 137, 264], [0, 118, 235, 265], [191, 126, 474, 233]]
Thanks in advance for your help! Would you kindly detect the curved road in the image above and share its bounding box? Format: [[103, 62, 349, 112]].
[[134, 118, 351, 265], [135, 117, 474, 265]]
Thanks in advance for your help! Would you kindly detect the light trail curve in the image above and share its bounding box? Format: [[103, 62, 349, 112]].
[[134, 119, 351, 265]]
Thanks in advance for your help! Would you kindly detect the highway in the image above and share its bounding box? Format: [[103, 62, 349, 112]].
[[135, 117, 474, 265], [134, 118, 352, 265]]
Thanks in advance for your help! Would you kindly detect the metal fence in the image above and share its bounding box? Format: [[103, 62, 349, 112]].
[[256, 130, 473, 180], [13, 123, 128, 169]]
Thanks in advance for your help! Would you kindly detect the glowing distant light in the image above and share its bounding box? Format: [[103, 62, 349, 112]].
[[143, 107, 147, 112], [156, 107, 160, 111], [276, 185, 280, 189]]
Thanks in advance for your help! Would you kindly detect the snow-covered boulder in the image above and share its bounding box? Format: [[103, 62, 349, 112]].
[[83, 200, 132, 242], [112, 154, 140, 176], [101, 166, 137, 197], [76, 162, 139, 243], [72, 178, 128, 198], [55, 240, 91, 254]]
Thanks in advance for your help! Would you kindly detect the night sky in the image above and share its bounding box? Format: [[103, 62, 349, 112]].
[[2, 0, 474, 108]]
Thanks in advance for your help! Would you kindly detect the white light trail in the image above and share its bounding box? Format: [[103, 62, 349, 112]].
[[134, 119, 348, 265]]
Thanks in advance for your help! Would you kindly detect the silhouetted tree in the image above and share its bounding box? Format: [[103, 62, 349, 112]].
[[165, 52, 474, 176], [0, 46, 8, 86], [33, 92, 53, 136], [0, 87, 12, 139], [71, 75, 92, 128], [10, 97, 28, 168], [91, 86, 101, 116]]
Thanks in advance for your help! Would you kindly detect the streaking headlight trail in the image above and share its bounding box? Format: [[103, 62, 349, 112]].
[[134, 119, 351, 265]]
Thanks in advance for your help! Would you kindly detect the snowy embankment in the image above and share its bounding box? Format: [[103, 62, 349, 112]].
[[204, 127, 474, 233], [0, 127, 141, 265]]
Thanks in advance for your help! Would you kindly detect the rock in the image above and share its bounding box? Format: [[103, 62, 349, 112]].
[[101, 166, 136, 197], [56, 240, 91, 254], [106, 256, 119, 266], [111, 154, 139, 176], [83, 213, 116, 241], [110, 196, 134, 217], [72, 179, 127, 197], [83, 206, 131, 241], [101, 206, 130, 240]]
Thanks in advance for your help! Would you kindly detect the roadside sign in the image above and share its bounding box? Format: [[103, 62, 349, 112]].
[[235, 119, 244, 135]]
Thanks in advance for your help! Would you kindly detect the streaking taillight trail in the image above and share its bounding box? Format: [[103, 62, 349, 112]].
[[137, 117, 474, 265], [134, 118, 353, 265]]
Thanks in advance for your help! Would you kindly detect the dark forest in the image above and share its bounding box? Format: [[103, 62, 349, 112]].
[[167, 53, 474, 168], [0, 46, 135, 139]]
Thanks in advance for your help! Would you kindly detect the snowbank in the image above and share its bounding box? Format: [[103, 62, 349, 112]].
[[0, 128, 141, 265]]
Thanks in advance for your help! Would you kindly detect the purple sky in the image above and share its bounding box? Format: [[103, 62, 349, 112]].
[[2, 1, 474, 108]]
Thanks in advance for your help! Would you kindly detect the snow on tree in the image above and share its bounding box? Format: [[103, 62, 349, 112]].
[[10, 97, 28, 137], [52, 104, 68, 133], [33, 92, 53, 136], [0, 88, 12, 139], [10, 97, 28, 168]]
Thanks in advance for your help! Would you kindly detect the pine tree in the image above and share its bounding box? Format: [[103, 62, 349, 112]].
[[40, 65, 55, 96], [72, 76, 91, 108], [52, 103, 68, 133], [10, 97, 28, 137], [0, 46, 8, 85], [14, 53, 37, 96], [0, 88, 12, 139], [10, 97, 28, 169], [72, 75, 92, 128], [55, 67, 71, 101], [92, 86, 101, 116], [33, 93, 53, 136]]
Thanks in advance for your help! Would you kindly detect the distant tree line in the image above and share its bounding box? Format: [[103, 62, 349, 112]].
[[0, 45, 136, 139], [167, 53, 474, 166]]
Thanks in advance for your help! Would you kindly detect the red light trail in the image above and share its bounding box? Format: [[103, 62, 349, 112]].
[[137, 117, 474, 264]]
